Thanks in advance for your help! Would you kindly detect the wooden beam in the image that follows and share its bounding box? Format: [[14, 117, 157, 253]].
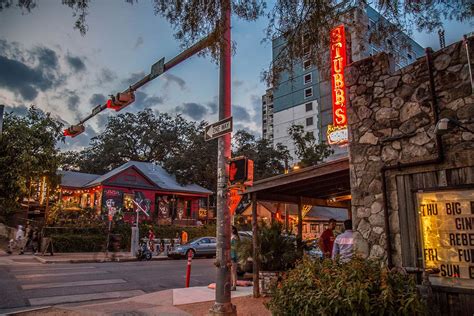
[[251, 193, 260, 298], [256, 192, 349, 208], [246, 158, 349, 194], [297, 196, 303, 251]]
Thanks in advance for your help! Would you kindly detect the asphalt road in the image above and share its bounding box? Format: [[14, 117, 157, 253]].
[[0, 256, 216, 312]]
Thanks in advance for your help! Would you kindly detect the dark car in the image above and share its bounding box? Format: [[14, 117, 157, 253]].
[[167, 236, 216, 259]]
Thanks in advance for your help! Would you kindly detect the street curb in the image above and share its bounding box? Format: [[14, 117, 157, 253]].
[[33, 255, 171, 264]]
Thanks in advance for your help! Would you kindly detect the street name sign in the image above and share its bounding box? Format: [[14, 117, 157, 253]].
[[205, 116, 233, 141]]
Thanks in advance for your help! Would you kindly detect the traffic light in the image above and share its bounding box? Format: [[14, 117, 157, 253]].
[[106, 91, 135, 111], [229, 157, 254, 185], [63, 124, 85, 138]]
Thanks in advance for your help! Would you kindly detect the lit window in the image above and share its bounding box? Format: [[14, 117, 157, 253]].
[[304, 87, 313, 98], [304, 73, 312, 84], [305, 102, 313, 112], [306, 117, 313, 126]]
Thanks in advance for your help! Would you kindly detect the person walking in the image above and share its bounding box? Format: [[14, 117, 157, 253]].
[[181, 230, 188, 244], [230, 226, 240, 291], [318, 218, 337, 259], [332, 220, 354, 262], [7, 225, 25, 255], [31, 227, 40, 255]]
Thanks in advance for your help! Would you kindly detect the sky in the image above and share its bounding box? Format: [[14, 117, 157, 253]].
[[0, 1, 471, 151]]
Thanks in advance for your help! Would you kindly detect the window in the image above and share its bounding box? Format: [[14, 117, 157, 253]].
[[304, 87, 313, 98], [310, 224, 318, 232], [303, 59, 311, 70], [407, 53, 412, 59], [306, 117, 314, 126], [387, 39, 392, 46], [303, 45, 311, 56], [305, 102, 313, 112], [304, 73, 312, 84]]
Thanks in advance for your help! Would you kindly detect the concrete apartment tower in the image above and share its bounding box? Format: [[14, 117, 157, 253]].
[[263, 5, 425, 163]]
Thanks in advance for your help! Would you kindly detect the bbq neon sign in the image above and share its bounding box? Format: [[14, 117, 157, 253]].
[[327, 24, 348, 145]]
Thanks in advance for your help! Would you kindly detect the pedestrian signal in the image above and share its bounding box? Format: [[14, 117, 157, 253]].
[[229, 157, 254, 185]]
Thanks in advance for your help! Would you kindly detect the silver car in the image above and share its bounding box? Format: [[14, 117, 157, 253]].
[[168, 236, 216, 259]]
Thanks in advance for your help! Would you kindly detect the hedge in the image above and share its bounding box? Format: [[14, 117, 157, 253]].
[[50, 234, 106, 252], [46, 223, 217, 252]]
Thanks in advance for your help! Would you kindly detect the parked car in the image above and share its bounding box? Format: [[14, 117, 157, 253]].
[[167, 236, 216, 259]]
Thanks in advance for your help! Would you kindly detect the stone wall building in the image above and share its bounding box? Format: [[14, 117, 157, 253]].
[[346, 37, 473, 314]]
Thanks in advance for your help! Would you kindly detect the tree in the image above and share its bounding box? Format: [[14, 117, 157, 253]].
[[0, 106, 64, 221], [233, 130, 290, 180], [61, 109, 194, 174], [288, 124, 333, 168]]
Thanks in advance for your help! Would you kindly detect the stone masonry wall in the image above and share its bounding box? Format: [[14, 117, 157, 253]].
[[346, 37, 474, 264]]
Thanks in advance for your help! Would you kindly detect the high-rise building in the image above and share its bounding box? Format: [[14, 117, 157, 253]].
[[263, 5, 424, 162], [262, 89, 274, 141]]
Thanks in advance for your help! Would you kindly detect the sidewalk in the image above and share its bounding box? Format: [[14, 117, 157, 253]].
[[15, 286, 270, 316], [0, 249, 169, 264]]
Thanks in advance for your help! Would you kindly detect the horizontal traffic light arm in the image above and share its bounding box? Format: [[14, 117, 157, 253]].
[[65, 33, 214, 136]]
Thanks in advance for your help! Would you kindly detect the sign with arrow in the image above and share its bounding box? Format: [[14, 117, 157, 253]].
[[205, 116, 233, 141]]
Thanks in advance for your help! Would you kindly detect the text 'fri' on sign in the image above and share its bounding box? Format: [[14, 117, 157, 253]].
[[417, 189, 474, 286], [205, 117, 233, 141]]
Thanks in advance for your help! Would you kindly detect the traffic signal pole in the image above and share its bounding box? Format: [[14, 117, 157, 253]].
[[65, 33, 213, 133], [209, 1, 235, 315]]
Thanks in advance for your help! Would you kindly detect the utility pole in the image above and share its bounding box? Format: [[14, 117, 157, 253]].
[[209, 0, 235, 315]]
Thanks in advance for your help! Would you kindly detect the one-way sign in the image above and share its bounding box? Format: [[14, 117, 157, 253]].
[[205, 116, 233, 141]]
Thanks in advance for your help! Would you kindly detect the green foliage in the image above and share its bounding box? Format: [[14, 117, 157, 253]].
[[46, 203, 104, 228], [288, 124, 333, 168], [51, 234, 107, 252], [233, 130, 290, 180], [267, 257, 426, 316], [0, 106, 64, 222], [237, 221, 299, 271]]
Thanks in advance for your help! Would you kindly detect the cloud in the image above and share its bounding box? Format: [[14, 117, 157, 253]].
[[122, 71, 146, 86], [56, 89, 80, 111], [176, 102, 208, 120], [34, 47, 59, 71], [232, 104, 251, 122], [0, 55, 56, 100], [3, 104, 32, 117], [0, 40, 65, 101], [89, 93, 106, 106], [206, 102, 217, 115], [233, 80, 244, 87], [130, 91, 164, 110], [162, 73, 186, 89], [134, 36, 144, 49], [96, 68, 117, 84], [66, 54, 86, 72]]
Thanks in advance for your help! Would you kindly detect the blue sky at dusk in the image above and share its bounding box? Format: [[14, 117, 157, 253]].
[[0, 1, 471, 150]]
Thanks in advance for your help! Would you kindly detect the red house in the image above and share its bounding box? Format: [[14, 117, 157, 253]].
[[58, 161, 213, 225]]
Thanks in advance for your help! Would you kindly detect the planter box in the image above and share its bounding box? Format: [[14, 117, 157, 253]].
[[259, 271, 283, 296]]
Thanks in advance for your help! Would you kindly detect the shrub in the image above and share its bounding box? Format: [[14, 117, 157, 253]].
[[267, 257, 426, 316], [237, 221, 299, 271], [51, 234, 106, 252]]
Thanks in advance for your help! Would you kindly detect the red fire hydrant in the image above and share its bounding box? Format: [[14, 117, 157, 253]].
[[185, 251, 193, 287]]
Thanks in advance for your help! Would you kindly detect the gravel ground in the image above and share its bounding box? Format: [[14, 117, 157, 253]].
[[176, 295, 271, 316]]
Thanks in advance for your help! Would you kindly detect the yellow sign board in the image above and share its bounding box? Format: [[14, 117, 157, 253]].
[[417, 189, 474, 287]]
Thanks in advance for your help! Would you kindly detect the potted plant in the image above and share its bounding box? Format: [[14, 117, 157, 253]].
[[237, 221, 300, 295]]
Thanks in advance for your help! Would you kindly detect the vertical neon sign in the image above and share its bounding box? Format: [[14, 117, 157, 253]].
[[327, 24, 348, 145]]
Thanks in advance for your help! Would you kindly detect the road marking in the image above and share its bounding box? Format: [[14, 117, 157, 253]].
[[22, 279, 126, 290], [16, 270, 107, 279], [10, 266, 97, 273], [28, 290, 145, 306]]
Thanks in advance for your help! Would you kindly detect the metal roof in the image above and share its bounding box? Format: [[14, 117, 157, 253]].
[[84, 161, 213, 195], [58, 170, 100, 188]]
